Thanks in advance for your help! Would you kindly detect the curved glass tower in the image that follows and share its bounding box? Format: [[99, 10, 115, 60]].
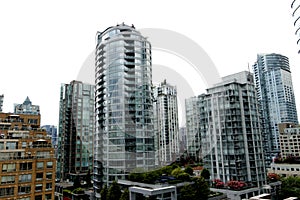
[[253, 53, 298, 166], [93, 23, 155, 195]]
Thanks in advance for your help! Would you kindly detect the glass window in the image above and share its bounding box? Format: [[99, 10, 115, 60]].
[[19, 174, 32, 183], [18, 185, 31, 194], [0, 187, 14, 196], [2, 163, 16, 172], [46, 162, 53, 168], [35, 195, 42, 200], [20, 162, 32, 171], [35, 184, 43, 192], [46, 173, 52, 180], [36, 173, 43, 181], [6, 142, 17, 150], [18, 197, 30, 200], [45, 183, 52, 191], [22, 142, 27, 148], [0, 142, 4, 150], [37, 151, 50, 158], [1, 175, 15, 184], [36, 162, 44, 169], [45, 194, 52, 200]]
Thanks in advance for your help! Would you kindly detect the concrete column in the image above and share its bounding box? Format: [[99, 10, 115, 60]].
[[129, 191, 136, 200]]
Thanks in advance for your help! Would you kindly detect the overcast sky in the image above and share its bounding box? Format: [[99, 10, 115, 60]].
[[0, 1, 299, 126]]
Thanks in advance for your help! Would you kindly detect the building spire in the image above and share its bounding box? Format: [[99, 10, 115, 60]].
[[23, 96, 32, 105]]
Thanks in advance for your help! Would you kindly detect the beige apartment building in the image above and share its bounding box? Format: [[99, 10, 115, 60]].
[[0, 113, 56, 199], [279, 123, 300, 159]]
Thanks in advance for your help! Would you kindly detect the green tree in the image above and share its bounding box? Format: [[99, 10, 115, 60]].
[[177, 172, 191, 182], [143, 172, 159, 184], [107, 181, 121, 200], [171, 167, 182, 177], [180, 184, 196, 200], [100, 185, 107, 200], [171, 164, 180, 170], [279, 176, 300, 199], [120, 188, 129, 200], [128, 173, 144, 182], [184, 166, 194, 176], [193, 176, 210, 199], [160, 165, 174, 175], [200, 168, 210, 180]]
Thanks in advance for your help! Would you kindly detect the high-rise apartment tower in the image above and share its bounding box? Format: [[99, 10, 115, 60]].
[[57, 80, 94, 181], [153, 80, 179, 166], [253, 53, 298, 165], [187, 71, 266, 187], [185, 96, 201, 162], [94, 23, 155, 195]]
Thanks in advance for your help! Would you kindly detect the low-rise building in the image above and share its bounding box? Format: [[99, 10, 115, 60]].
[[268, 163, 300, 177], [118, 180, 178, 200], [278, 123, 300, 159]]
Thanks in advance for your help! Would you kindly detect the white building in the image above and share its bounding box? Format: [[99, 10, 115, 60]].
[[188, 71, 266, 187], [153, 80, 179, 166], [94, 23, 155, 194], [268, 163, 300, 177]]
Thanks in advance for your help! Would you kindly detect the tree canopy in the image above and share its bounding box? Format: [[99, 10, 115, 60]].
[[279, 176, 300, 199], [100, 185, 107, 200], [107, 181, 121, 200], [120, 188, 129, 200], [200, 168, 210, 180]]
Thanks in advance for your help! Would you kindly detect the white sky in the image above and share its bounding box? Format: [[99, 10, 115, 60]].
[[0, 0, 299, 126]]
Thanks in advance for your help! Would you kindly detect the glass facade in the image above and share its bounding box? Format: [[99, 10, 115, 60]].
[[253, 53, 298, 166], [185, 96, 201, 162], [57, 80, 94, 181], [94, 24, 155, 195], [186, 71, 266, 187], [41, 125, 58, 148]]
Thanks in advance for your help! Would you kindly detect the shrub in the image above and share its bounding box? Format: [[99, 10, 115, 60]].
[[177, 172, 191, 182], [184, 166, 194, 176], [226, 180, 246, 190], [212, 179, 224, 188], [201, 168, 210, 180], [171, 167, 182, 177], [267, 173, 280, 182]]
